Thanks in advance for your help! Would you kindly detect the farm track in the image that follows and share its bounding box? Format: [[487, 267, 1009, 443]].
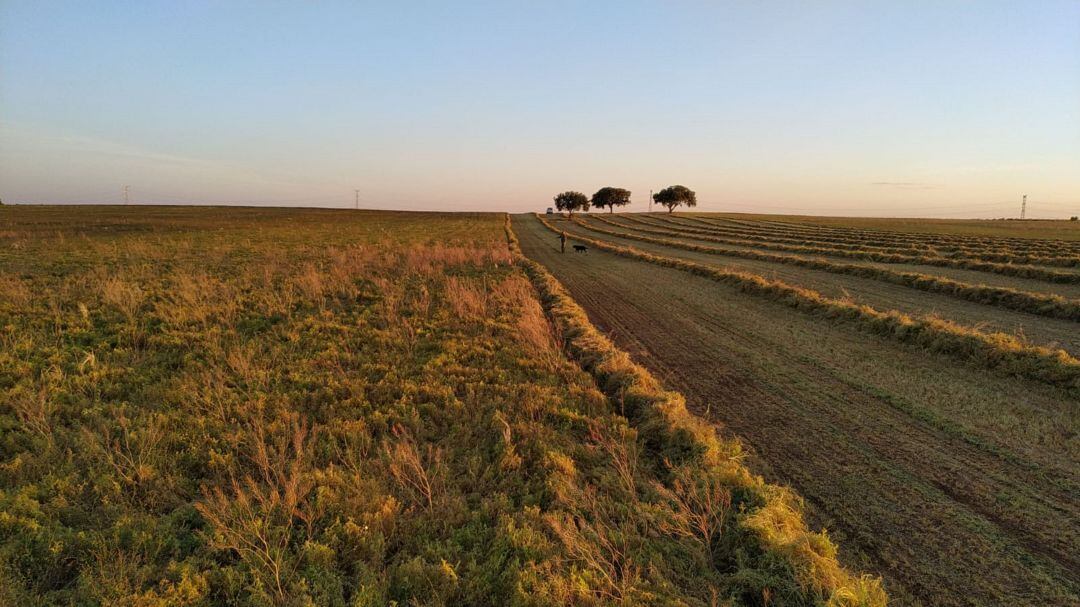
[[641, 215, 1080, 268], [699, 215, 1080, 255], [513, 214, 1079, 607], [603, 215, 1080, 284], [571, 216, 1080, 354]]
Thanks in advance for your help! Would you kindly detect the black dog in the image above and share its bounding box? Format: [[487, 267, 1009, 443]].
[[573, 244, 588, 253]]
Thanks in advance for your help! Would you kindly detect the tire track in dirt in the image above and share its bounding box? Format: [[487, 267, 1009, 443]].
[[514, 214, 1080, 607]]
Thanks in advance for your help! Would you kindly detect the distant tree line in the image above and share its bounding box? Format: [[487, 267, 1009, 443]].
[[553, 185, 696, 216]]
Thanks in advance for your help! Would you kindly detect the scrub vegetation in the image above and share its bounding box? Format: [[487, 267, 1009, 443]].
[[0, 206, 881, 606]]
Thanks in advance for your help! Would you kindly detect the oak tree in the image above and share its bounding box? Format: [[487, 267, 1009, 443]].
[[553, 191, 590, 217], [591, 187, 632, 213], [652, 185, 697, 213]]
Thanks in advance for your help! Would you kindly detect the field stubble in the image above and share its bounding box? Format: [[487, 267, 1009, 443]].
[[560, 215, 1080, 362]]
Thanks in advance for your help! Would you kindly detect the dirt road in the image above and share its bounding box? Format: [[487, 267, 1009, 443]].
[[513, 213, 1079, 606]]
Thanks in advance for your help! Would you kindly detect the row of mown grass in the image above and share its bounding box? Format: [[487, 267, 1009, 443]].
[[644, 215, 1080, 268], [538, 214, 1080, 392], [577, 215, 1080, 322], [507, 216, 887, 607], [699, 215, 1080, 256], [594, 215, 1080, 284]]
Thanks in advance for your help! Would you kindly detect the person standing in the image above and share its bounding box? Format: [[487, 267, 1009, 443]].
[[559, 231, 566, 253]]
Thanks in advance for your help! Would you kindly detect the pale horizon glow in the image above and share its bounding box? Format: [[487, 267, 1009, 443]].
[[2, 2, 1078, 218]]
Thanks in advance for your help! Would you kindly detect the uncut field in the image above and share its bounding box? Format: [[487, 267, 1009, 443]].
[[0, 206, 881, 606], [515, 212, 1079, 607]]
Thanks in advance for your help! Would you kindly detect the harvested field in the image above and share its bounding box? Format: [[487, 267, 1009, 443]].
[[567, 215, 1080, 355], [592, 215, 1080, 284], [691, 213, 1080, 243], [643, 215, 1080, 267], [676, 216, 1080, 261], [515, 212, 1079, 607]]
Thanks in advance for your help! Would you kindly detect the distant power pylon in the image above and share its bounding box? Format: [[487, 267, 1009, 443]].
[[123, 185, 130, 205], [1020, 194, 1027, 220], [354, 189, 360, 209]]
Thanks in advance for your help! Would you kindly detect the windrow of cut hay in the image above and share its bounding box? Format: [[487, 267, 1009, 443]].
[[578, 216, 1080, 322], [686, 216, 1080, 257], [537, 214, 1080, 392], [694, 215, 1080, 256], [588, 215, 1080, 285], [688, 215, 1080, 260], [506, 215, 888, 607], [643, 215, 1080, 268], [623, 215, 1080, 276]]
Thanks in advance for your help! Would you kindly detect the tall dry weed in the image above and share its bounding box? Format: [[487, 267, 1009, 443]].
[[444, 276, 487, 320], [197, 418, 319, 604], [101, 276, 145, 321], [158, 271, 239, 326], [0, 274, 31, 307], [383, 425, 441, 512], [5, 370, 59, 439]]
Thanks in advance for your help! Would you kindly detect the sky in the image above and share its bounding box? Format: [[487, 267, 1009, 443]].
[[1, 1, 1078, 217]]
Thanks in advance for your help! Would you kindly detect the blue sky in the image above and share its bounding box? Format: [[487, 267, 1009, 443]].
[[1, 1, 1078, 217]]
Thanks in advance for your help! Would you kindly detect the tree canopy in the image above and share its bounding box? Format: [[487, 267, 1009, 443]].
[[653, 185, 697, 213], [553, 191, 590, 216], [591, 187, 632, 213]]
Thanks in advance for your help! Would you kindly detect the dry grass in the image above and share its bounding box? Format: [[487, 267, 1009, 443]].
[[383, 425, 441, 512], [0, 274, 32, 307], [6, 206, 889, 605], [444, 276, 488, 319], [582, 214, 1080, 321], [512, 215, 888, 606], [537, 213, 1080, 391], [692, 212, 1080, 245], [674, 214, 1077, 255], [645, 214, 1080, 266], [100, 275, 146, 321], [591, 215, 1080, 283]]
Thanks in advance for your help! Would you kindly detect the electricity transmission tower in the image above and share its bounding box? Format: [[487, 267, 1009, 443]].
[[1020, 194, 1027, 220], [123, 185, 130, 205], [355, 189, 360, 209]]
